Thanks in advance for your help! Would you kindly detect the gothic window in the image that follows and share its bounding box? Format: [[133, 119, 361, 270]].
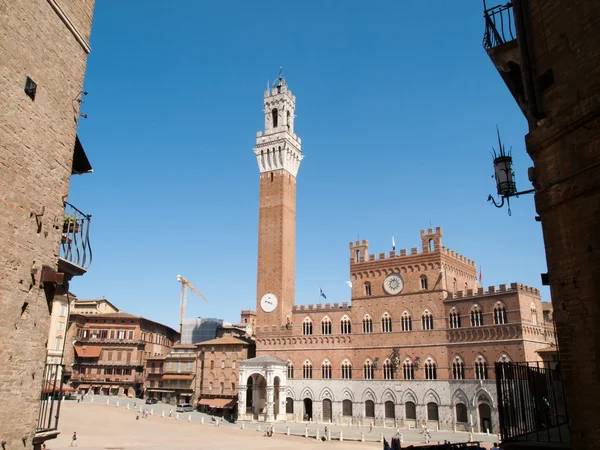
[[303, 360, 313, 379], [381, 312, 393, 333], [403, 358, 414, 380], [365, 282, 372, 296], [425, 357, 437, 380], [449, 307, 461, 328], [342, 399, 353, 416], [365, 400, 375, 418], [383, 359, 393, 380], [340, 315, 352, 334], [422, 309, 434, 330], [474, 355, 488, 380], [385, 401, 395, 419], [401, 311, 412, 331], [427, 402, 439, 421], [322, 360, 332, 379], [405, 401, 416, 420], [498, 353, 511, 363], [363, 314, 373, 333], [429, 239, 434, 252], [456, 403, 468, 423], [493, 302, 508, 325], [452, 356, 465, 380], [531, 303, 538, 326], [470, 305, 484, 327], [321, 317, 332, 335], [420, 275, 428, 290], [341, 360, 352, 379], [363, 360, 374, 380], [287, 361, 294, 379], [272, 108, 278, 127], [303, 317, 313, 335]]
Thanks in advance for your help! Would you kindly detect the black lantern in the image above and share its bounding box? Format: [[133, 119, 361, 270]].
[[487, 127, 534, 215]]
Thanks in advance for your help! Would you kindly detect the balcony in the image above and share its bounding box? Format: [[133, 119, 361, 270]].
[[59, 202, 92, 277], [496, 362, 571, 448], [74, 336, 144, 347], [482, 2, 528, 117]]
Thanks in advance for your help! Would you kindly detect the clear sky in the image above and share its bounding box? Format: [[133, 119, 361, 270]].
[[68, 1, 549, 331]]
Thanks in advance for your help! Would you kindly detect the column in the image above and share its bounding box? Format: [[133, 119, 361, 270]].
[[253, 383, 261, 419], [276, 386, 286, 421], [266, 386, 275, 422], [238, 386, 247, 421]]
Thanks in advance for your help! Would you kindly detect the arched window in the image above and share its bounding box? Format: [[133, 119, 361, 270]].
[[341, 360, 352, 379], [381, 312, 392, 333], [383, 359, 393, 380], [425, 357, 437, 380], [321, 360, 332, 379], [302, 360, 313, 379], [303, 317, 313, 335], [474, 355, 488, 380], [385, 401, 395, 418], [271, 108, 278, 127], [286, 397, 294, 414], [429, 239, 434, 253], [363, 360, 374, 380], [405, 401, 416, 420], [362, 314, 373, 333], [449, 307, 461, 328], [456, 403, 468, 423], [286, 110, 291, 131], [340, 315, 352, 334], [494, 302, 508, 324], [422, 309, 434, 330], [364, 282, 372, 296], [342, 399, 353, 416], [452, 356, 465, 380], [403, 358, 414, 380], [470, 305, 484, 327], [531, 302, 538, 325], [498, 353, 511, 363], [420, 275, 428, 290], [287, 361, 294, 379], [365, 399, 375, 418], [321, 317, 332, 335], [427, 402, 439, 421], [401, 311, 412, 331]]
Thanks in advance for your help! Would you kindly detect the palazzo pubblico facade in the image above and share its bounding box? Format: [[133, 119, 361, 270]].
[[237, 76, 556, 434]]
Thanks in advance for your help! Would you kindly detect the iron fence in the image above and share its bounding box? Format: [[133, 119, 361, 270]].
[[61, 202, 92, 270], [37, 363, 64, 432], [495, 362, 570, 443], [483, 2, 516, 49]]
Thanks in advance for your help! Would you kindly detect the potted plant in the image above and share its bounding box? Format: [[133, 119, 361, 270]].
[[63, 216, 80, 233]]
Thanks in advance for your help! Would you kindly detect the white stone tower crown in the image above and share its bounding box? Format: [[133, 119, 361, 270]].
[[254, 76, 303, 177]]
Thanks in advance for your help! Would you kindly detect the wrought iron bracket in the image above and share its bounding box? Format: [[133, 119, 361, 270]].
[[488, 188, 535, 216]]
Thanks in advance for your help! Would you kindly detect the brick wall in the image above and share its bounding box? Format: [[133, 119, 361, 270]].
[[0, 0, 94, 448]]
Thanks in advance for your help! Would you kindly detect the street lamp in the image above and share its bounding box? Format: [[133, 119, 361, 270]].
[[487, 127, 534, 215]]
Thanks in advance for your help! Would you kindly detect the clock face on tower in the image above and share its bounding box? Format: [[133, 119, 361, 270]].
[[260, 293, 278, 313], [384, 273, 404, 295]]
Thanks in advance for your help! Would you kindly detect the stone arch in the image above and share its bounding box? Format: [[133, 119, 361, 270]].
[[381, 388, 397, 404], [341, 387, 354, 401], [300, 386, 315, 400], [319, 387, 334, 401], [452, 388, 469, 405], [473, 388, 495, 407], [401, 388, 417, 404], [286, 386, 296, 399], [422, 388, 441, 405], [361, 388, 377, 402]]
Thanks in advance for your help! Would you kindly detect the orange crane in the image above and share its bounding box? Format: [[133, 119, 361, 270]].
[[176, 274, 209, 335]]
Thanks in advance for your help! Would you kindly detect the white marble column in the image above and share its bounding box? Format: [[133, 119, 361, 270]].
[[266, 386, 275, 422], [253, 383, 261, 418], [237, 386, 247, 421], [276, 386, 286, 421]]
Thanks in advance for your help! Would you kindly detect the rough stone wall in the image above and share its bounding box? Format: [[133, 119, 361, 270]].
[[0, 0, 94, 447], [521, 1, 600, 445]]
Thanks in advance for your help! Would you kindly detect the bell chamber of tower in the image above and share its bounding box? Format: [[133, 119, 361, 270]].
[[254, 76, 303, 332]]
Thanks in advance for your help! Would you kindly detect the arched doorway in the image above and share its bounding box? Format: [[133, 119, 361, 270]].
[[479, 403, 492, 432], [427, 402, 439, 421], [322, 398, 332, 422], [365, 400, 375, 419], [286, 397, 294, 420], [246, 377, 253, 415], [303, 398, 313, 421]]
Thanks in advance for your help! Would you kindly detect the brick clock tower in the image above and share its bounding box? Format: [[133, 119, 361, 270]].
[[254, 76, 303, 331]]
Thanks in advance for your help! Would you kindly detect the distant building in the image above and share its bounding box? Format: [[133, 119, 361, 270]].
[[71, 297, 120, 315], [180, 317, 224, 345], [145, 344, 197, 405]]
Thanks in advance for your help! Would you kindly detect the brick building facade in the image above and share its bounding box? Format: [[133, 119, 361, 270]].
[[483, 1, 600, 446], [0, 1, 95, 448]]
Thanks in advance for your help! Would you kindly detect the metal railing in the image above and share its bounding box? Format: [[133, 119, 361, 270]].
[[37, 363, 64, 432], [61, 202, 92, 269], [483, 2, 516, 49], [496, 362, 570, 443]]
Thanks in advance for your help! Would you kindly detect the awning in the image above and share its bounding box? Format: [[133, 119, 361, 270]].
[[74, 346, 102, 358], [109, 385, 119, 390], [77, 384, 90, 389], [198, 398, 236, 409], [162, 374, 194, 381], [42, 383, 76, 394]]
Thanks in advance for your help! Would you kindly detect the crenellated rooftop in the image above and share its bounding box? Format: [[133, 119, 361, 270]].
[[445, 282, 541, 301], [292, 302, 351, 314]]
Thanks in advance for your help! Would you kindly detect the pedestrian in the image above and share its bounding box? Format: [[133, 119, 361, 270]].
[[70, 431, 77, 447], [169, 409, 173, 417], [369, 422, 373, 432], [491, 443, 502, 450]]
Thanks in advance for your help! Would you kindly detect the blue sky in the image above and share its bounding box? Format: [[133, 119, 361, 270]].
[[68, 1, 549, 330]]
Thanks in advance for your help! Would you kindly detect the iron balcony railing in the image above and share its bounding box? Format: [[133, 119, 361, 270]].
[[496, 362, 570, 443], [483, 2, 516, 49], [37, 363, 64, 433], [61, 202, 92, 270]]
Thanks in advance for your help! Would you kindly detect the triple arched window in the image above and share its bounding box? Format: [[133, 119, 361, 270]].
[[303, 360, 313, 379], [493, 302, 508, 325], [382, 359, 393, 380], [321, 360, 332, 379], [470, 305, 484, 327], [422, 309, 434, 330], [474, 355, 488, 380], [287, 361, 294, 379], [364, 360, 374, 380], [425, 357, 437, 380], [401, 311, 412, 331], [321, 317, 332, 335], [452, 356, 465, 380], [403, 358, 414, 380], [381, 312, 393, 333], [449, 307, 461, 328], [341, 360, 352, 379], [303, 317, 313, 335], [363, 314, 373, 333], [340, 316, 352, 334]]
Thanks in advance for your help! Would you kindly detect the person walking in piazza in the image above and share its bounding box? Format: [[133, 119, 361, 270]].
[[369, 422, 373, 432], [70, 431, 77, 447]]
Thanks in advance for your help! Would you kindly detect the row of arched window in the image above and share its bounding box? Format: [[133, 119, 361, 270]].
[[300, 301, 534, 336], [287, 354, 509, 380]]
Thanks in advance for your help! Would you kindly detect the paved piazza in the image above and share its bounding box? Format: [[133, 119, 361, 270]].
[[47, 396, 498, 449]]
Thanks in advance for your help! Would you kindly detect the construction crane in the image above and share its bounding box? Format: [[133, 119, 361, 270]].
[[176, 274, 209, 335]]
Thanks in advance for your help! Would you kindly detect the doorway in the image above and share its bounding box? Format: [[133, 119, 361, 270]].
[[479, 403, 492, 433], [303, 398, 313, 421], [322, 398, 332, 422]]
